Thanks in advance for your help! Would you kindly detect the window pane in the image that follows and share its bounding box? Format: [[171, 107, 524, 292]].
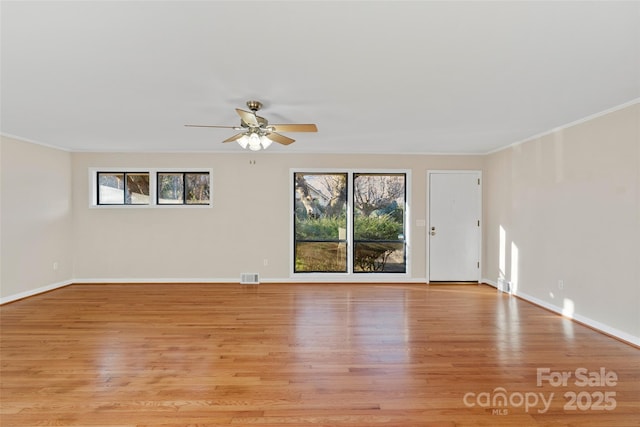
[[185, 173, 210, 205], [126, 173, 150, 204], [353, 173, 406, 273], [295, 242, 347, 273], [158, 173, 184, 204], [98, 173, 124, 204], [294, 173, 347, 273], [354, 241, 405, 272]]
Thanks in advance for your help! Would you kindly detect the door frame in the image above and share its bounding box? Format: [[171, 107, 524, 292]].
[[426, 170, 482, 283]]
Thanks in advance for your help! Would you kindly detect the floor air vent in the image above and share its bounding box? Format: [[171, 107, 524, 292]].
[[498, 278, 511, 293], [240, 273, 259, 284]]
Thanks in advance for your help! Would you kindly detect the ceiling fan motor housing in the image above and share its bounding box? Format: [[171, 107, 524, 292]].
[[246, 100, 263, 112]]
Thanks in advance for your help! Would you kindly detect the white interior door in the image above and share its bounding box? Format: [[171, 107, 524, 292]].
[[428, 171, 481, 282]]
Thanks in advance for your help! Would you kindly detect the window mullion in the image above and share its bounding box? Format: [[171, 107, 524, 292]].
[[182, 173, 187, 205], [347, 171, 354, 274], [149, 171, 157, 206]]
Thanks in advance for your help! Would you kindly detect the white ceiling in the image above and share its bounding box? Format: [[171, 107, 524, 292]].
[[2, 1, 639, 155]]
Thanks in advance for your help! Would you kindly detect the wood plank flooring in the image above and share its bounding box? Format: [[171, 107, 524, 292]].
[[1, 283, 638, 426]]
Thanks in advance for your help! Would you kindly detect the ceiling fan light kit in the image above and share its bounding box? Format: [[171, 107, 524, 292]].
[[185, 100, 318, 151], [237, 132, 273, 151]]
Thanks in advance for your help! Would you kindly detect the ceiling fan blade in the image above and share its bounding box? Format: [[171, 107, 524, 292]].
[[235, 108, 259, 127], [223, 133, 245, 143], [267, 132, 295, 145], [270, 124, 318, 133], [185, 124, 237, 129]]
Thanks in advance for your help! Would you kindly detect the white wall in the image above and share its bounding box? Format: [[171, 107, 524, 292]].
[[0, 136, 73, 302], [71, 152, 482, 282], [483, 102, 640, 345]]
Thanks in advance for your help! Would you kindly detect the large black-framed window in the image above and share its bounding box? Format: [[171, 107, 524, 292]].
[[293, 171, 407, 274], [97, 172, 150, 205], [353, 173, 406, 273], [294, 172, 348, 273]]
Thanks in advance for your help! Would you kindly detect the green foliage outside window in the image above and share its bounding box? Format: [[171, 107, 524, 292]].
[[294, 172, 406, 273]]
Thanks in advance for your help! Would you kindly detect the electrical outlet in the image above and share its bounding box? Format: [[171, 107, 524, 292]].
[[53, 262, 59, 271], [558, 280, 564, 290], [263, 259, 268, 266]]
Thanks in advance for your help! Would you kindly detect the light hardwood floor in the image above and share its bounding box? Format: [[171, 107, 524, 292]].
[[1, 283, 638, 426]]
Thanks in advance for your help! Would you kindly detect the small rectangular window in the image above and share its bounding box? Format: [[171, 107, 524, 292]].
[[97, 172, 150, 205], [158, 173, 184, 204], [185, 172, 211, 205], [92, 168, 211, 208], [157, 172, 210, 205], [126, 173, 151, 205]]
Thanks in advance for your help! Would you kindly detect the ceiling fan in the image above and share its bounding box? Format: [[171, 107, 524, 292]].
[[185, 100, 318, 151]]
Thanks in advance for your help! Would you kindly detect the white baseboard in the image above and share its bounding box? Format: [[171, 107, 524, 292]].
[[514, 290, 640, 347], [0, 279, 73, 305], [74, 276, 430, 284], [72, 277, 240, 284], [481, 278, 638, 347], [482, 278, 498, 288]]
